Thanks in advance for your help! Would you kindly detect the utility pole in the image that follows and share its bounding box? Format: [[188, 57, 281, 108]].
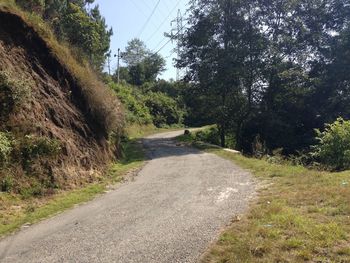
[[107, 51, 111, 75], [117, 48, 121, 83]]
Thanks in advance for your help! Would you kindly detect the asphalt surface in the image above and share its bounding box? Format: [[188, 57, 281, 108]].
[[0, 130, 255, 263]]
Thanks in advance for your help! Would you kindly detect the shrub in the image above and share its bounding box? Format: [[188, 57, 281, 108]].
[[195, 127, 221, 146], [110, 82, 153, 125], [143, 91, 184, 127], [0, 70, 32, 118], [192, 126, 236, 149], [20, 135, 61, 160], [15, 0, 44, 14], [0, 132, 12, 166], [1, 175, 14, 192], [20, 180, 44, 197], [312, 117, 350, 170], [252, 134, 267, 159], [83, 83, 123, 139]]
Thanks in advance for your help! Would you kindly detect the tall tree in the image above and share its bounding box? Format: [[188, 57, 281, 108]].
[[121, 39, 165, 86], [122, 39, 148, 67], [179, 0, 265, 147], [16, 0, 112, 71]]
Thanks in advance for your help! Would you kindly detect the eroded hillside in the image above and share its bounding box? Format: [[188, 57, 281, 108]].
[[0, 7, 124, 194]]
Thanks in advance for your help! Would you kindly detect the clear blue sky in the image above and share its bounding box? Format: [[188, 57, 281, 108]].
[[94, 0, 189, 80]]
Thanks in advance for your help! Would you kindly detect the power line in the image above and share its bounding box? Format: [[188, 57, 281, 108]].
[[138, 0, 161, 38], [139, 0, 152, 11], [130, 0, 147, 18], [163, 0, 172, 13], [151, 17, 188, 55], [146, 0, 182, 43], [153, 38, 173, 54], [139, 0, 166, 19], [148, 0, 168, 20], [165, 49, 177, 59], [152, 35, 170, 52]]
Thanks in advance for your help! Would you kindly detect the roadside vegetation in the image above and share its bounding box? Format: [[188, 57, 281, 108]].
[[109, 81, 185, 129], [106, 38, 186, 130], [0, 138, 145, 237], [178, 131, 350, 262], [183, 119, 350, 172]]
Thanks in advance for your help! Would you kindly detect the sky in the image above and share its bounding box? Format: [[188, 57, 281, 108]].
[[94, 0, 189, 80]]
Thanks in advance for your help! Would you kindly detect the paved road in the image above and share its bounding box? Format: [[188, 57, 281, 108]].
[[0, 131, 255, 263]]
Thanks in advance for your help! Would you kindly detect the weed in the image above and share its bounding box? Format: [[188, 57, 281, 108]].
[[20, 135, 61, 160], [0, 70, 32, 118], [20, 181, 44, 198], [0, 132, 12, 166], [1, 175, 14, 192]]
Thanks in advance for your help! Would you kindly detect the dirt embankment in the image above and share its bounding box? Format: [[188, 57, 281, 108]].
[[0, 9, 123, 191]]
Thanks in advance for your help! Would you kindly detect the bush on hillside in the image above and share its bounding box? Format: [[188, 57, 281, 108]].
[[0, 70, 32, 118], [143, 91, 184, 127], [0, 132, 61, 168], [312, 118, 350, 171], [141, 80, 182, 98], [110, 82, 153, 125], [15, 0, 44, 14], [0, 133, 62, 193], [0, 132, 12, 167], [1, 174, 14, 192], [110, 81, 187, 128], [19, 135, 61, 160]]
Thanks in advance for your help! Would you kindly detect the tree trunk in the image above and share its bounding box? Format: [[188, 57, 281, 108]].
[[220, 124, 225, 147]]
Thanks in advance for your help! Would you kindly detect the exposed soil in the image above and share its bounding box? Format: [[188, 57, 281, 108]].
[[0, 10, 117, 189]]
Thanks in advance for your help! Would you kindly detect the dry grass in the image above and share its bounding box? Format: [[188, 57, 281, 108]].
[[178, 135, 350, 262], [0, 0, 124, 137]]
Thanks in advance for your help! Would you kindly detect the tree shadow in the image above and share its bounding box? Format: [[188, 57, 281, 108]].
[[141, 136, 203, 161]]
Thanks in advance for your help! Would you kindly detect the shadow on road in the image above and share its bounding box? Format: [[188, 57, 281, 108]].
[[142, 136, 201, 161]]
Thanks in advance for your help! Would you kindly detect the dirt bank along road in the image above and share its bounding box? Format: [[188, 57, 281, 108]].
[[0, 131, 255, 263]]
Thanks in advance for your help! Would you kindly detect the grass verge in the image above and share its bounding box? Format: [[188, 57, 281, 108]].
[[0, 139, 145, 237], [178, 134, 350, 262]]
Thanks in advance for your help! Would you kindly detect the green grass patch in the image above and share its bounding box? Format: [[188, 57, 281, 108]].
[[178, 134, 350, 262], [0, 139, 146, 237], [0, 184, 104, 236]]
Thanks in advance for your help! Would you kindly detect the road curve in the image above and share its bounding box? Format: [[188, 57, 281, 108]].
[[0, 130, 255, 263]]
